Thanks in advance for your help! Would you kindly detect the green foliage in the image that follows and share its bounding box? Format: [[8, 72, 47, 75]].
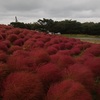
[[10, 19, 100, 35], [10, 22, 34, 30]]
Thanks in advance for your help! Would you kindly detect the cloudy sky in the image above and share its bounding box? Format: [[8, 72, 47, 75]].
[[0, 0, 100, 24]]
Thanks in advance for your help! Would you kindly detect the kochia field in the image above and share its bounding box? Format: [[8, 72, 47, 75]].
[[0, 25, 100, 100]]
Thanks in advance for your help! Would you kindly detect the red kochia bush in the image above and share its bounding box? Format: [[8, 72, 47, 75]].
[[0, 42, 8, 52], [51, 44, 60, 50], [39, 36, 51, 43], [2, 71, 45, 100], [65, 42, 73, 49], [0, 63, 9, 80], [35, 41, 44, 48], [57, 50, 71, 56], [49, 37, 61, 44], [51, 54, 75, 69], [37, 63, 62, 92], [44, 41, 53, 48], [70, 47, 81, 55], [58, 55, 75, 68], [1, 33, 7, 39], [7, 34, 18, 42], [0, 35, 3, 40], [8, 46, 22, 54], [59, 43, 66, 50], [13, 38, 24, 46], [23, 39, 35, 50], [46, 79, 92, 100], [7, 50, 32, 71], [7, 55, 27, 71], [96, 84, 100, 100], [29, 49, 50, 67], [83, 44, 100, 57], [65, 64, 95, 92], [75, 54, 94, 64], [46, 46, 58, 55], [6, 28, 21, 35], [84, 57, 100, 77], [18, 32, 25, 38], [82, 42, 91, 49], [0, 51, 8, 62], [74, 44, 84, 50], [3, 40, 11, 48], [0, 63, 10, 96]]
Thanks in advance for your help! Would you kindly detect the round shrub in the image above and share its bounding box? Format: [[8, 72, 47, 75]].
[[0, 63, 10, 96], [0, 51, 8, 62], [18, 33, 25, 38], [7, 50, 32, 71], [84, 57, 100, 77], [59, 43, 66, 50], [2, 71, 45, 100], [84, 44, 100, 57], [35, 41, 44, 48], [3, 40, 11, 48], [1, 33, 7, 39], [23, 39, 35, 50], [59, 55, 75, 68], [39, 36, 51, 43], [7, 34, 18, 42], [37, 63, 62, 92], [29, 49, 50, 67], [6, 28, 20, 35], [46, 46, 58, 55], [70, 47, 81, 55], [0, 42, 8, 52], [13, 38, 24, 46], [50, 54, 60, 64], [49, 38, 61, 44], [8, 46, 22, 54], [65, 64, 95, 92], [44, 41, 53, 48], [74, 44, 84, 50], [65, 43, 73, 49], [75, 54, 94, 64], [82, 42, 91, 49], [96, 84, 100, 100], [52, 44, 60, 50], [0, 35, 3, 40], [56, 50, 71, 56], [51, 54, 75, 69], [46, 79, 92, 100]]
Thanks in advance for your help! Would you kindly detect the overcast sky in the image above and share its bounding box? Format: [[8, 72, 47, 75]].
[[0, 0, 100, 24]]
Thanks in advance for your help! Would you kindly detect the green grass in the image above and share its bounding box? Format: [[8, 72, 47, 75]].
[[61, 34, 100, 44], [62, 34, 100, 38]]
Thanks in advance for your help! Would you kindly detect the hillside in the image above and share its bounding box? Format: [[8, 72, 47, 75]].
[[0, 25, 100, 100]]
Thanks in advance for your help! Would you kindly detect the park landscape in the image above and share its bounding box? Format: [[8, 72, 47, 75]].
[[0, 24, 100, 100]]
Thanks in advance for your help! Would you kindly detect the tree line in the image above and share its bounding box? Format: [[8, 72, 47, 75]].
[[10, 18, 100, 35]]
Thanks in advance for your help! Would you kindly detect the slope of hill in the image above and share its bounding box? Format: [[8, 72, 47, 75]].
[[0, 25, 100, 100]]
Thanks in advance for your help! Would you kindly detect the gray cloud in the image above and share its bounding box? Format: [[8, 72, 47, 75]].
[[1, 0, 44, 11], [0, 0, 100, 24]]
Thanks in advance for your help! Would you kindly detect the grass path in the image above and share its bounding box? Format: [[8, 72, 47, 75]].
[[62, 34, 100, 44]]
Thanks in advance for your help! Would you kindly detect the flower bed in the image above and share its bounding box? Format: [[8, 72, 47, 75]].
[[0, 25, 100, 100]]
